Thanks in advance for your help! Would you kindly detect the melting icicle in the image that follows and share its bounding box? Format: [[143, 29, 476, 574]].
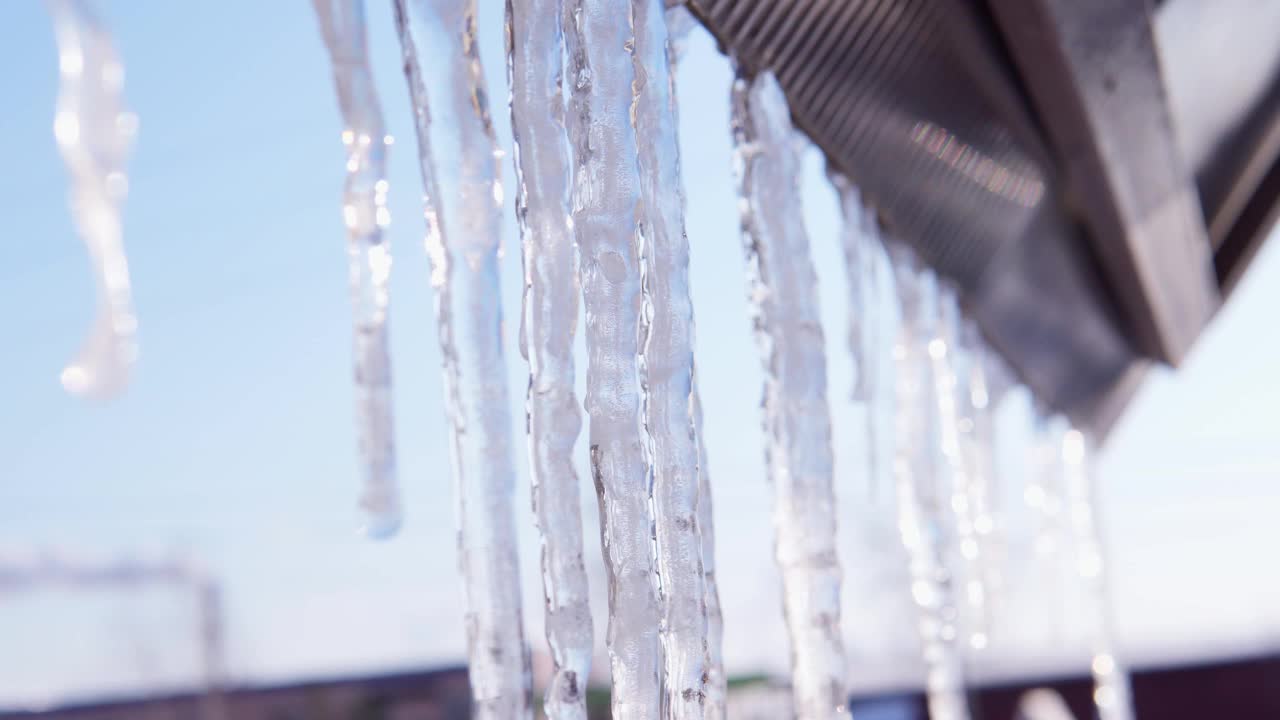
[[47, 0, 139, 399], [1062, 429, 1134, 720], [505, 0, 593, 717], [562, 1, 663, 716], [957, 319, 1001, 648], [887, 245, 970, 720], [393, 1, 531, 716], [828, 173, 876, 402], [632, 0, 710, 716], [1028, 410, 1070, 646], [829, 173, 887, 498], [1028, 412, 1067, 559], [730, 71, 849, 720], [664, 7, 727, 715], [691, 378, 726, 719], [311, 0, 401, 539], [930, 287, 989, 654]]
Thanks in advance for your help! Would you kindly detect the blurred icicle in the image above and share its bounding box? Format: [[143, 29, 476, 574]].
[[731, 70, 850, 720], [958, 319, 1003, 646], [393, 0, 531, 716], [47, 0, 139, 399], [691, 376, 725, 719], [505, 0, 592, 716], [666, 8, 727, 716], [1062, 428, 1134, 720], [829, 171, 888, 499], [312, 0, 401, 539], [1029, 411, 1067, 557], [888, 245, 970, 720], [931, 287, 989, 654]]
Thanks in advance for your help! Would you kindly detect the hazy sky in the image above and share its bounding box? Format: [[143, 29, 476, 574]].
[[2, 1, 1278, 709]]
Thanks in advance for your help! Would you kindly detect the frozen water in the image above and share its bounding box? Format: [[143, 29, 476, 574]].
[[563, 0, 663, 716], [393, 0, 532, 716], [1062, 429, 1134, 720], [887, 244, 970, 720], [731, 70, 850, 720], [311, 0, 402, 539], [47, 0, 139, 400]]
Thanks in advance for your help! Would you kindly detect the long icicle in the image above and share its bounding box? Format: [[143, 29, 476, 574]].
[[958, 320, 1002, 649], [47, 0, 139, 399], [665, 7, 727, 716], [311, 0, 401, 538], [393, 1, 531, 716], [829, 173, 886, 499], [1062, 428, 1134, 720], [505, 0, 593, 717], [931, 287, 989, 654], [691, 374, 726, 718], [563, 0, 664, 716], [828, 173, 874, 403], [730, 71, 850, 720], [632, 0, 710, 716], [887, 245, 970, 720], [1029, 409, 1069, 644]]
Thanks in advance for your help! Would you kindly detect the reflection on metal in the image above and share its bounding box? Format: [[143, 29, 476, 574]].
[[683, 0, 1278, 437], [986, 0, 1219, 365]]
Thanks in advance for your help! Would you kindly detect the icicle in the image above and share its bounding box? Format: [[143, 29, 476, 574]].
[[562, 1, 663, 717], [631, 0, 710, 716], [505, 0, 593, 717], [730, 71, 850, 720], [829, 173, 874, 402], [47, 0, 139, 399], [1062, 428, 1134, 720], [887, 245, 970, 720], [930, 287, 989, 654], [692, 377, 726, 719], [311, 0, 401, 539], [829, 172, 887, 499], [392, 1, 531, 716], [1028, 412, 1067, 559], [664, 8, 727, 716], [1027, 409, 1071, 648], [958, 320, 1002, 648]]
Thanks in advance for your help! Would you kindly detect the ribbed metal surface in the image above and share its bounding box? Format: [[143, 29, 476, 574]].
[[690, 0, 1054, 290], [686, 0, 1140, 431]]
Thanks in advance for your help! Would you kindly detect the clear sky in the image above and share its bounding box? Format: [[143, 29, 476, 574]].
[[2, 0, 1278, 710]]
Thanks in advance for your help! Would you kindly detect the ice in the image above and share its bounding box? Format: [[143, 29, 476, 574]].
[[311, 0, 401, 539], [930, 287, 989, 653], [730, 70, 850, 720], [829, 173, 889, 499], [957, 319, 1002, 648], [666, 6, 727, 716], [887, 244, 970, 720], [47, 0, 139, 400], [393, 0, 532, 716], [632, 0, 710, 715], [1062, 428, 1134, 720], [505, 0, 593, 716]]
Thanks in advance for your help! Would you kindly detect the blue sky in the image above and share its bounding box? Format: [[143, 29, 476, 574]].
[[2, 0, 1278, 709]]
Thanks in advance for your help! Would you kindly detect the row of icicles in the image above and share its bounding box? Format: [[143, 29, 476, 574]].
[[44, 0, 1132, 719]]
